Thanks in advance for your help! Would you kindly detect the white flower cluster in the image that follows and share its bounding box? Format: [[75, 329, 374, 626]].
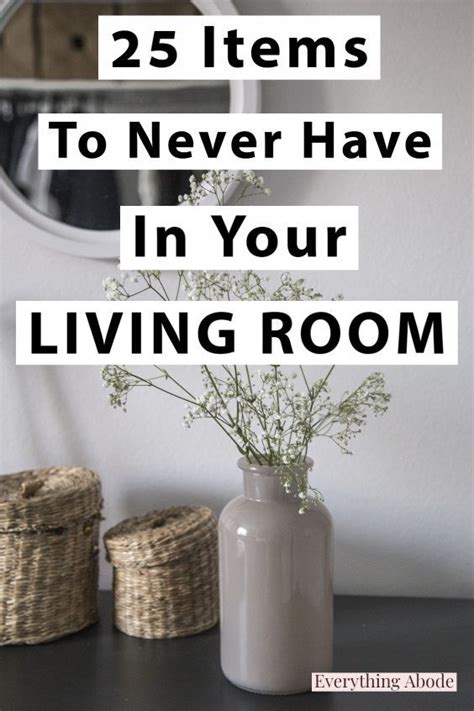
[[177, 364, 389, 510], [101, 365, 138, 409], [239, 170, 271, 196], [103, 272, 140, 301], [272, 273, 323, 302], [178, 169, 270, 206], [107, 268, 326, 305], [103, 277, 124, 301], [185, 271, 235, 301], [101, 170, 391, 511], [184, 270, 323, 303]]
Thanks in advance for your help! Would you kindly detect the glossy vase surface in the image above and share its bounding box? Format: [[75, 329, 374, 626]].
[[218, 459, 333, 695]]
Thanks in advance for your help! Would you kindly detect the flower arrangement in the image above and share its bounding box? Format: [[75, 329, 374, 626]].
[[102, 171, 390, 511]]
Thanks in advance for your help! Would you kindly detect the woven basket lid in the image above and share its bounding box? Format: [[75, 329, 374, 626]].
[[104, 505, 217, 568], [0, 467, 102, 532]]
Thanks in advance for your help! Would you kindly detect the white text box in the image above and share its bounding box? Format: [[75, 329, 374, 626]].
[[98, 15, 381, 81], [16, 301, 458, 366], [38, 113, 443, 171], [120, 206, 359, 270]]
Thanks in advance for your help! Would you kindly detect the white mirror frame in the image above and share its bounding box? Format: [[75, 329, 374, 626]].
[[0, 0, 261, 259]]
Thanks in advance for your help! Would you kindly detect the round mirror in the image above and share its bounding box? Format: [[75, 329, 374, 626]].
[[0, 0, 261, 257]]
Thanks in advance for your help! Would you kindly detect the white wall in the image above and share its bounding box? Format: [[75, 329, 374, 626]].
[[0, 0, 472, 597]]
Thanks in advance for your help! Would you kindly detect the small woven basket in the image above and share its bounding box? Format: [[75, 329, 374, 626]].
[[0, 467, 102, 645], [104, 506, 218, 639]]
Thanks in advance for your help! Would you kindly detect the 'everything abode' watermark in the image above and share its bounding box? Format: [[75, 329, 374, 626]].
[[312, 672, 457, 693]]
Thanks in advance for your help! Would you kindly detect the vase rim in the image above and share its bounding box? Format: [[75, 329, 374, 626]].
[[237, 457, 314, 475]]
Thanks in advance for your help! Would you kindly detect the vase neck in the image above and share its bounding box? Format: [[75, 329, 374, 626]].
[[239, 459, 313, 503], [242, 469, 293, 503]]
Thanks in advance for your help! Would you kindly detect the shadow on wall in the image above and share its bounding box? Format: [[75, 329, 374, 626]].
[[260, 77, 328, 204], [118, 485, 230, 523], [238, 0, 330, 204], [102, 481, 467, 599], [1, 303, 85, 465], [335, 534, 467, 599], [235, 0, 287, 15]]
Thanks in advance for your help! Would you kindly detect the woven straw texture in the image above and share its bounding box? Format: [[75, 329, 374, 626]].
[[104, 506, 218, 639], [0, 467, 102, 645]]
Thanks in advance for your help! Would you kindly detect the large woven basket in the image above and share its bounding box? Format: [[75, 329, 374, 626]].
[[104, 506, 218, 639], [0, 467, 102, 645]]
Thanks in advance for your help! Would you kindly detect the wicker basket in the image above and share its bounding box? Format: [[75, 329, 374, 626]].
[[104, 506, 219, 639], [0, 467, 102, 645]]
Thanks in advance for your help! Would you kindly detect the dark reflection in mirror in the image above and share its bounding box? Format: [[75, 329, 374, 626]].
[[0, 1, 230, 231]]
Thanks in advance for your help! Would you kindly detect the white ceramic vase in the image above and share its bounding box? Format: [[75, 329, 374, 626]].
[[218, 458, 333, 695]]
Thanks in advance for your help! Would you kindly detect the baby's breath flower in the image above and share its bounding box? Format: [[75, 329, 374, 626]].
[[101, 170, 391, 512]]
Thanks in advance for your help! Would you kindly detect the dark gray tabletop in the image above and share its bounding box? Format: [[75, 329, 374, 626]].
[[0, 593, 472, 711]]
